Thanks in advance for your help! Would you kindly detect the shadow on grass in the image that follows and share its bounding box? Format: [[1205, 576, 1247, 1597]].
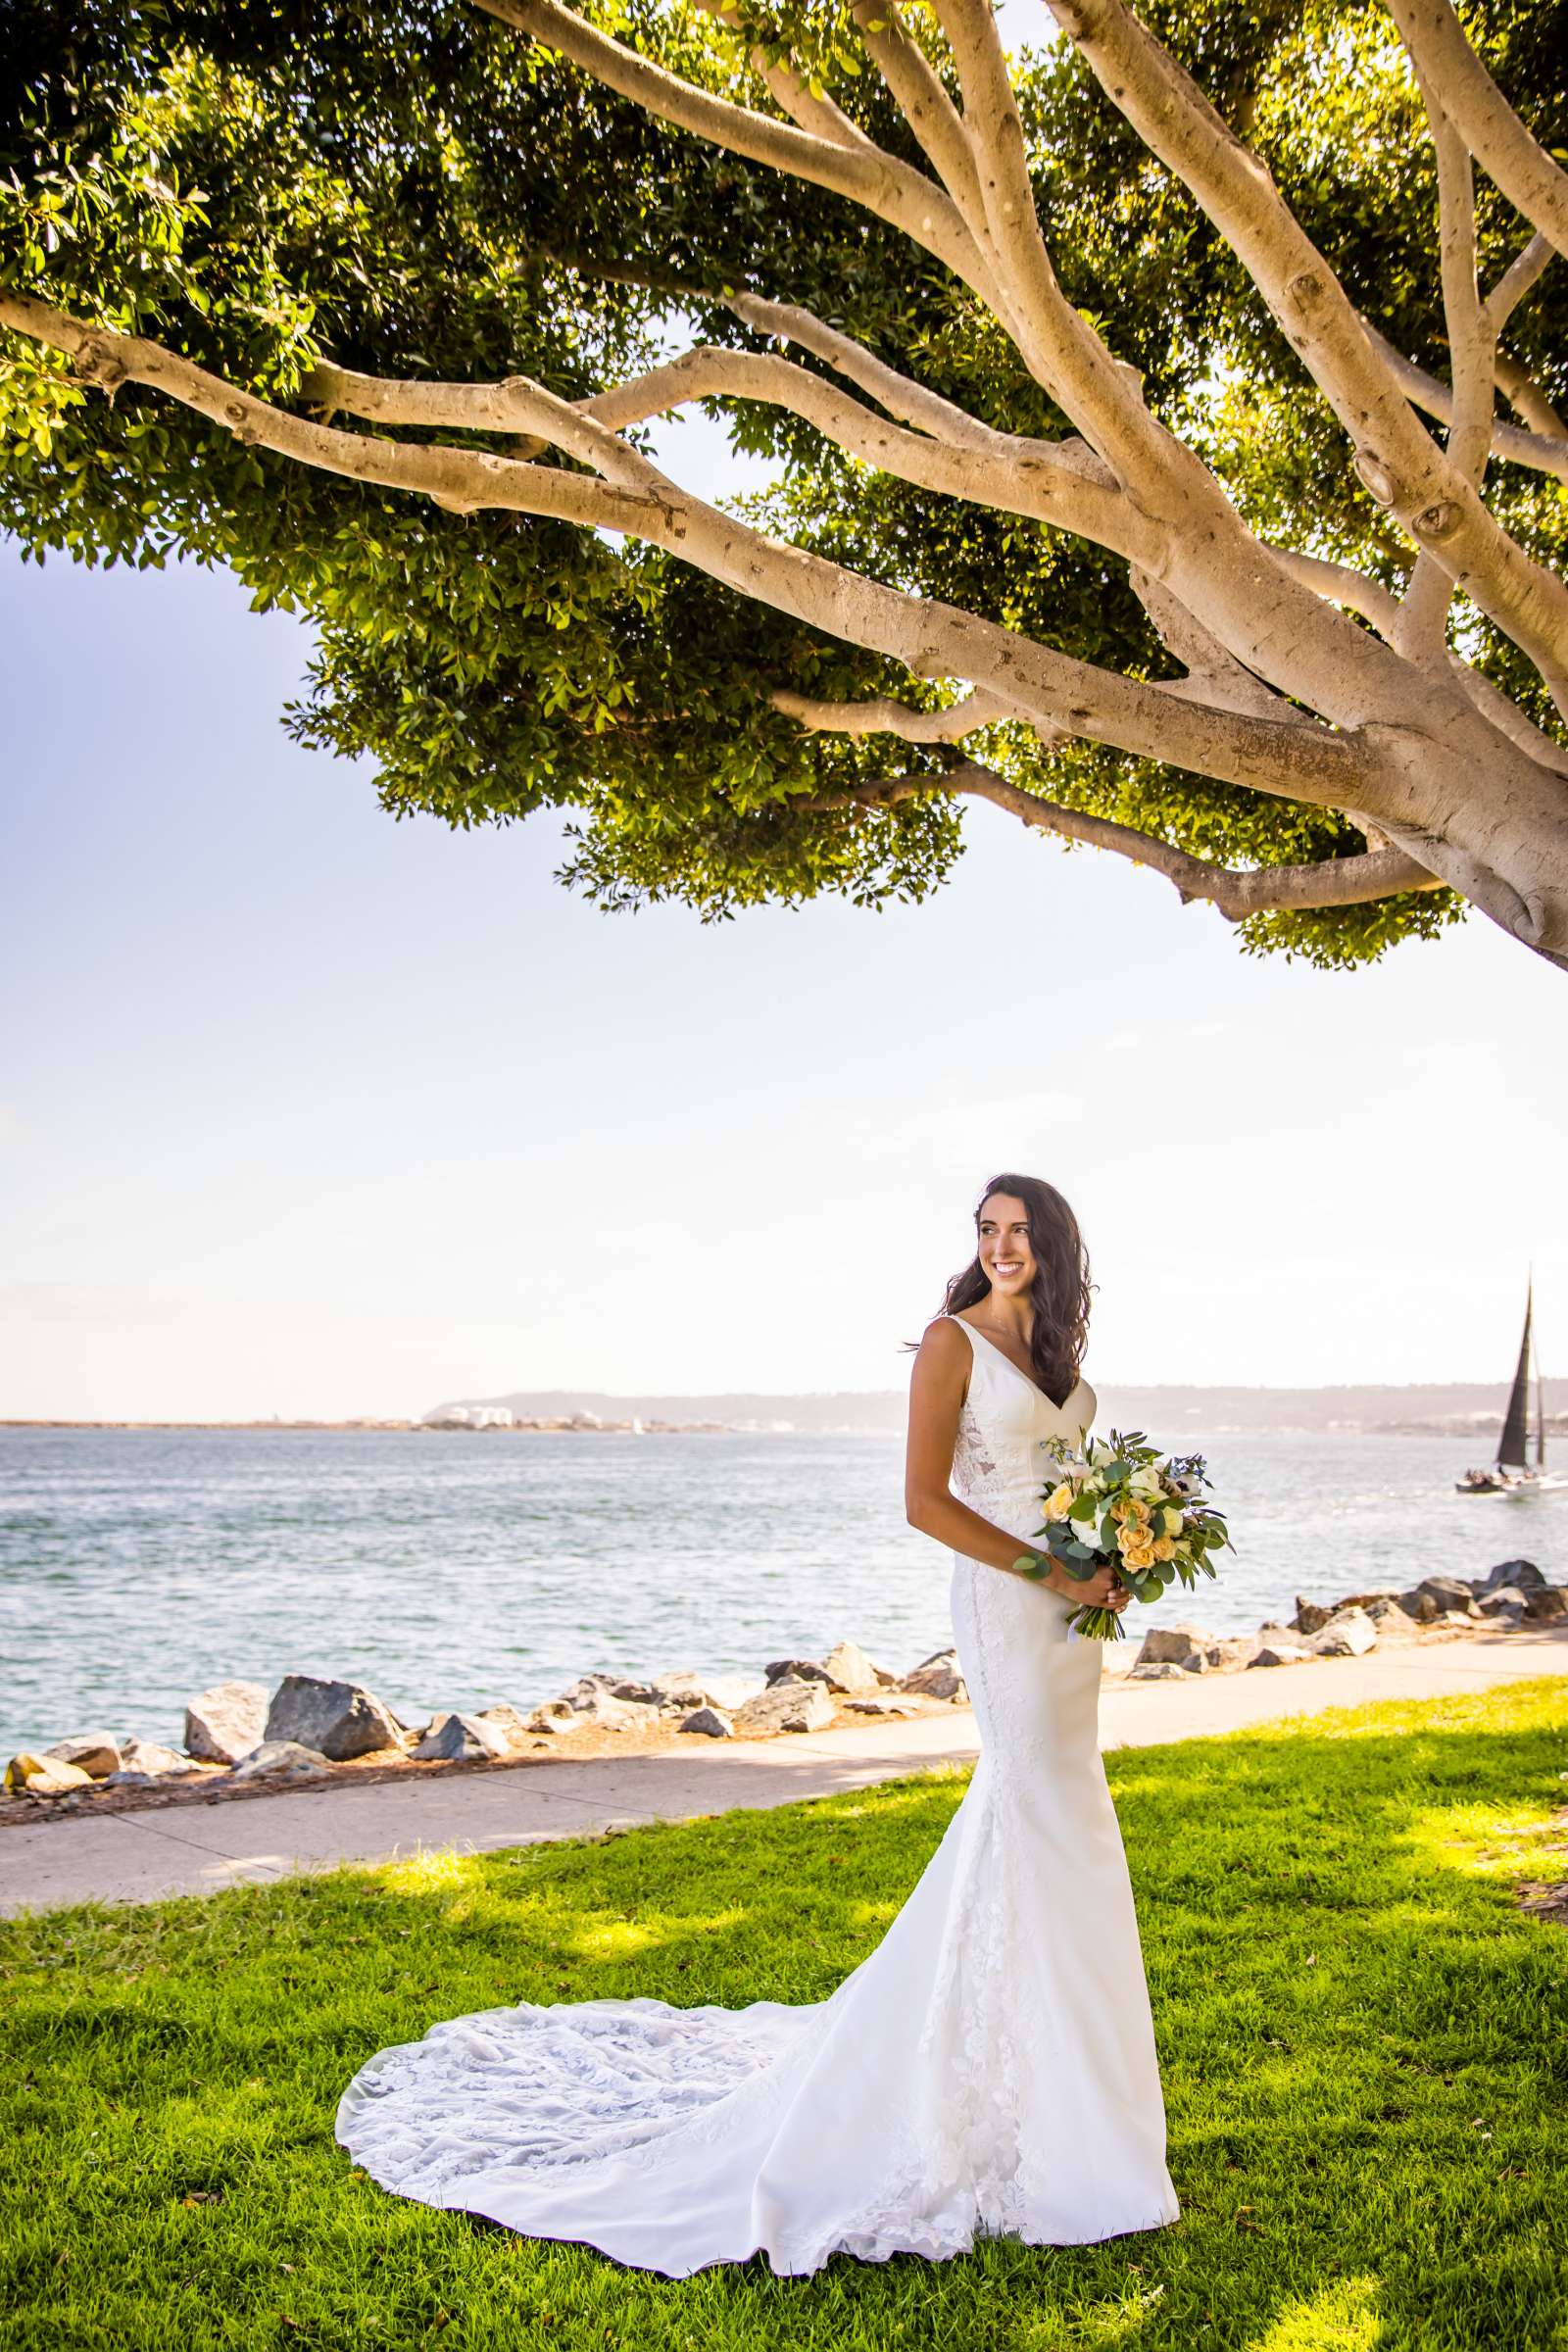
[[1, 1683, 1565, 2352]]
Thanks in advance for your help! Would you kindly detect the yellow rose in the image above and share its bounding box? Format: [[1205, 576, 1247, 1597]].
[[1116, 1520, 1149, 1556], [1152, 1536, 1176, 1563], [1161, 1505, 1184, 1538], [1121, 1498, 1152, 1530], [1122, 1541, 1155, 1573], [1045, 1483, 1076, 1523]]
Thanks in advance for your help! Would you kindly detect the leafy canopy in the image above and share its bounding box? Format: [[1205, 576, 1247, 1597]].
[[2, 0, 1564, 960]]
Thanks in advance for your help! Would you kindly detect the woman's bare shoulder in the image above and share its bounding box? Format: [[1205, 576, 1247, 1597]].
[[913, 1315, 971, 1379]]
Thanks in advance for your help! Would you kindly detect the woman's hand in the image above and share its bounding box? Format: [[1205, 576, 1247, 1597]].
[[1069, 1562, 1129, 1612]]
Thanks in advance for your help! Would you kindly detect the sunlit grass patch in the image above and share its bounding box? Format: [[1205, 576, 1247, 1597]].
[[1247, 2275, 1382, 2352], [2, 1681, 1565, 2351]]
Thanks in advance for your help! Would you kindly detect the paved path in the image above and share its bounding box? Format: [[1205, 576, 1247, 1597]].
[[5, 1626, 1565, 1916]]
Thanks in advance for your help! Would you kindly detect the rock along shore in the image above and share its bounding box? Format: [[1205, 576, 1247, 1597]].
[[5, 1558, 1563, 1829]]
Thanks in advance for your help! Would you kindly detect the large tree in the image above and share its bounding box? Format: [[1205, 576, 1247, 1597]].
[[3, 0, 1567, 966]]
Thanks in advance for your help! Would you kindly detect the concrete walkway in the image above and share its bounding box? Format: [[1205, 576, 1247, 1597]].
[[5, 1626, 1565, 1916]]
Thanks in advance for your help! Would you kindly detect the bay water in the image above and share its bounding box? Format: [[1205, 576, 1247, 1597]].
[[3, 1427, 1565, 1760]]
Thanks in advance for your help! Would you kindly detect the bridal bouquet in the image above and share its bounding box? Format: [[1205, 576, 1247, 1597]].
[[1018, 1432, 1231, 1639]]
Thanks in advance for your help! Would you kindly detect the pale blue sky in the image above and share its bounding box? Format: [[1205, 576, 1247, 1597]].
[[4, 462, 1564, 1423]]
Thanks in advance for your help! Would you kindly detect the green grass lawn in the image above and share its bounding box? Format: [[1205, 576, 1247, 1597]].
[[4, 1682, 1567, 2352]]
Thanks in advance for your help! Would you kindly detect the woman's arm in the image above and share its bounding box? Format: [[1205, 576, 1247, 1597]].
[[904, 1320, 1124, 1607]]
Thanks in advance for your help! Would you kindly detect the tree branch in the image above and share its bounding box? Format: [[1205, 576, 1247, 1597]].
[[1270, 549, 1403, 640], [848, 0, 988, 230], [0, 293, 665, 532], [3, 290, 1379, 818], [1399, 70, 1493, 656], [1384, 0, 1568, 261], [810, 759, 1442, 918], [1364, 325, 1568, 482], [1130, 568, 1301, 721], [473, 0, 998, 305], [1483, 231, 1554, 335], [304, 341, 1153, 558], [928, 0, 1182, 491], [1044, 0, 1568, 710], [722, 289, 1004, 454], [770, 684, 1041, 740], [471, 0, 1437, 736], [1493, 350, 1566, 441]]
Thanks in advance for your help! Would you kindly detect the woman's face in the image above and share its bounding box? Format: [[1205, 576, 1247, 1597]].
[[976, 1194, 1036, 1299]]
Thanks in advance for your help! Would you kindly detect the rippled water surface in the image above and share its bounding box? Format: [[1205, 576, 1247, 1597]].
[[2, 1428, 1564, 1754]]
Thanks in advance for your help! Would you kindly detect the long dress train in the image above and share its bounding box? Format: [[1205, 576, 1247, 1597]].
[[335, 1319, 1179, 2275]]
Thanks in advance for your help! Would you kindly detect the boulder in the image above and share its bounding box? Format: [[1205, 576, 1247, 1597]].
[[899, 1652, 968, 1701], [1135, 1623, 1215, 1669], [1524, 1584, 1568, 1623], [6, 1750, 95, 1796], [1430, 1608, 1480, 1633], [1311, 1606, 1378, 1658], [264, 1675, 402, 1762], [576, 1693, 650, 1733], [640, 1673, 708, 1711], [845, 1695, 918, 1717], [1417, 1576, 1478, 1616], [230, 1740, 331, 1783], [559, 1673, 626, 1711], [1249, 1642, 1315, 1668], [411, 1711, 511, 1763], [1477, 1585, 1529, 1621], [524, 1700, 578, 1736], [677, 1706, 734, 1739], [733, 1679, 836, 1738], [44, 1733, 122, 1780], [819, 1640, 881, 1695], [701, 1673, 766, 1710], [110, 1737, 191, 1781], [1197, 1637, 1256, 1673], [1396, 1586, 1441, 1622], [1482, 1557, 1545, 1592], [1292, 1596, 1333, 1636], [1130, 1662, 1189, 1682], [184, 1680, 269, 1766], [763, 1656, 834, 1690], [608, 1680, 663, 1706], [1363, 1597, 1420, 1642], [474, 1704, 534, 1750], [647, 1669, 763, 1711]]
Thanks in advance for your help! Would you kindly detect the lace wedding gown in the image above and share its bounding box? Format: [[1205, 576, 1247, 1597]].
[[336, 1318, 1179, 2274]]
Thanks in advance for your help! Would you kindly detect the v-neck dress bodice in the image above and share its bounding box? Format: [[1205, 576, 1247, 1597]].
[[949, 1315, 1096, 1542]]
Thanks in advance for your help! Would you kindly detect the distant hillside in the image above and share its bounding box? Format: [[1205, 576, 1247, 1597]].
[[427, 1381, 1559, 1439]]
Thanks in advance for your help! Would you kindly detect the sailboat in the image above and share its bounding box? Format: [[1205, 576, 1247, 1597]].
[[1455, 1282, 1562, 1494]]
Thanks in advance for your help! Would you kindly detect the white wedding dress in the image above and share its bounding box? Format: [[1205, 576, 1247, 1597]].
[[336, 1319, 1179, 2274]]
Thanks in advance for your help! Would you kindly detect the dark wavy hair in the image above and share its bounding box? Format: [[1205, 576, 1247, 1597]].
[[939, 1172, 1093, 1408]]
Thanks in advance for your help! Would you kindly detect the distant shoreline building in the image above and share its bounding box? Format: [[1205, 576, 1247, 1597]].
[[422, 1404, 514, 1431]]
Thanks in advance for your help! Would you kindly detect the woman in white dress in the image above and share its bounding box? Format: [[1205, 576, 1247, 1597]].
[[336, 1171, 1179, 2275]]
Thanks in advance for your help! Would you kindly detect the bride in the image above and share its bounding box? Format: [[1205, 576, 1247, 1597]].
[[337, 1171, 1179, 2275]]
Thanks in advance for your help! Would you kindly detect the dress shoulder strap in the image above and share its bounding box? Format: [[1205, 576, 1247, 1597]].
[[940, 1313, 987, 1402]]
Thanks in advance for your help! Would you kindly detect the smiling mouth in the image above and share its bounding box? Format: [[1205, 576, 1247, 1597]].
[[992, 1259, 1025, 1277]]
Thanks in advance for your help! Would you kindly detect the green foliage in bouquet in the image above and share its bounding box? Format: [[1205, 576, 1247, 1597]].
[[1016, 1432, 1232, 1641]]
